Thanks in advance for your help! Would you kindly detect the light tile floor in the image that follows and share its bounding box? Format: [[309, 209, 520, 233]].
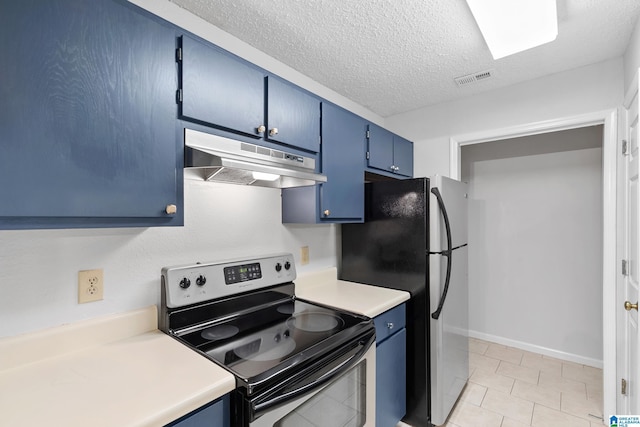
[[438, 338, 605, 427]]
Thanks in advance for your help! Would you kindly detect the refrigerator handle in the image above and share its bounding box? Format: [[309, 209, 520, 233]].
[[430, 187, 453, 320]]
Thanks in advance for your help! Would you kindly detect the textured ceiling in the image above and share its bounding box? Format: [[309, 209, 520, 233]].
[[168, 0, 640, 118]]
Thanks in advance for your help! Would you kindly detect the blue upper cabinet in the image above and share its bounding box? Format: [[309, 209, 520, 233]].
[[366, 123, 413, 178], [179, 36, 320, 154], [318, 103, 365, 221], [180, 36, 264, 138], [367, 124, 395, 173], [266, 77, 321, 153], [0, 0, 182, 229], [282, 103, 364, 223], [392, 134, 414, 177]]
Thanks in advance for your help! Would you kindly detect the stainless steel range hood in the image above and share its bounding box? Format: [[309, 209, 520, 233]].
[[184, 129, 327, 188]]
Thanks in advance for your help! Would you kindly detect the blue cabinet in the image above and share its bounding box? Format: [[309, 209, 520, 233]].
[[266, 76, 321, 153], [179, 36, 320, 153], [375, 304, 407, 427], [282, 102, 365, 223], [166, 395, 229, 427], [180, 35, 264, 139], [367, 123, 413, 178], [0, 0, 182, 229]]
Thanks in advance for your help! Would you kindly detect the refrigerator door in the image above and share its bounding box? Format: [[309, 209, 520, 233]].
[[341, 178, 429, 295], [341, 178, 431, 425], [429, 175, 469, 426], [430, 175, 468, 252]]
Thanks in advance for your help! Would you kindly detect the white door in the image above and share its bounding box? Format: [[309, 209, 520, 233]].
[[618, 72, 640, 414]]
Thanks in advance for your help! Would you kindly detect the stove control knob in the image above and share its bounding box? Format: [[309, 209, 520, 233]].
[[179, 278, 191, 289], [196, 275, 206, 286], [284, 261, 291, 270], [275, 263, 282, 272]]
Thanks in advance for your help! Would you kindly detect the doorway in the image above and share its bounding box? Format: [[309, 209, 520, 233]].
[[449, 110, 618, 418], [460, 125, 604, 367]]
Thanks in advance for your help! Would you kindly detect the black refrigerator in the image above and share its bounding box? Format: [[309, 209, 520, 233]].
[[340, 176, 469, 427]]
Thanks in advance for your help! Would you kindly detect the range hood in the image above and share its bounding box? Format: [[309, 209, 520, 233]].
[[184, 129, 327, 188]]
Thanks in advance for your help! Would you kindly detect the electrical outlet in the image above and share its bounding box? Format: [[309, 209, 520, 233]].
[[78, 269, 104, 304], [301, 246, 309, 265]]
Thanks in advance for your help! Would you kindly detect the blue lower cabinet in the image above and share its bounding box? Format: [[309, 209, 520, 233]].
[[166, 395, 229, 427], [375, 304, 407, 427]]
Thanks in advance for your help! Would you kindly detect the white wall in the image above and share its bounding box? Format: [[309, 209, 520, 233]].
[[624, 15, 640, 94], [461, 127, 604, 364], [385, 58, 623, 364], [0, 176, 337, 338], [386, 58, 623, 178]]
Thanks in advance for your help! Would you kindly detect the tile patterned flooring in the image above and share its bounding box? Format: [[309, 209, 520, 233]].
[[438, 338, 605, 427]]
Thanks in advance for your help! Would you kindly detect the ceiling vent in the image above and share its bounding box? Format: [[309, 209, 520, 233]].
[[454, 69, 494, 87]]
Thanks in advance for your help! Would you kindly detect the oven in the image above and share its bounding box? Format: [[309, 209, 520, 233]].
[[159, 253, 376, 427]]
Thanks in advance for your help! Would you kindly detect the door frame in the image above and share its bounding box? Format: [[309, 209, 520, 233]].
[[449, 109, 618, 418], [618, 71, 639, 415]]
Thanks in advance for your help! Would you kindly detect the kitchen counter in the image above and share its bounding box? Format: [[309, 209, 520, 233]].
[[0, 270, 408, 427], [295, 267, 410, 317], [0, 306, 235, 427]]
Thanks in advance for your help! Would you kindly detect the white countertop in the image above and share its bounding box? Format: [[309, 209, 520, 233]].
[[0, 306, 235, 427], [0, 270, 409, 427], [295, 267, 410, 317]]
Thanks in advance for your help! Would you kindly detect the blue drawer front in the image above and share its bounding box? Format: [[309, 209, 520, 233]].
[[166, 395, 229, 427], [374, 304, 406, 344]]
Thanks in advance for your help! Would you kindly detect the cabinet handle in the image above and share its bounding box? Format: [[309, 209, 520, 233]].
[[625, 301, 638, 311], [323, 209, 330, 217], [165, 204, 177, 215], [390, 165, 398, 172], [386, 322, 394, 329], [257, 125, 266, 134], [269, 127, 279, 136]]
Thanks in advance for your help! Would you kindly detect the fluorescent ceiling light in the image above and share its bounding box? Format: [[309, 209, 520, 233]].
[[252, 171, 280, 181], [466, 0, 558, 59]]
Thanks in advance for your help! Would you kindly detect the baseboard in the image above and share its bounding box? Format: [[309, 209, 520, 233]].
[[468, 330, 603, 369]]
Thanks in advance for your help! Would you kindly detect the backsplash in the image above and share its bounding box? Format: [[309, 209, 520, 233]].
[[0, 177, 337, 338]]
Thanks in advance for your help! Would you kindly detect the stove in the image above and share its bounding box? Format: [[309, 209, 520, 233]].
[[159, 253, 376, 427]]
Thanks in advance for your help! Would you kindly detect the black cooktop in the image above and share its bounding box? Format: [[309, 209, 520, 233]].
[[161, 254, 374, 397], [176, 296, 368, 384]]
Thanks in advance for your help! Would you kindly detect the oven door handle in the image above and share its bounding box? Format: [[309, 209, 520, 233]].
[[252, 330, 375, 417]]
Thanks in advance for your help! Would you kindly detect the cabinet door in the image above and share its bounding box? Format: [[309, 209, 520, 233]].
[[180, 35, 265, 138], [376, 328, 407, 427], [367, 123, 395, 173], [319, 103, 365, 221], [267, 77, 321, 153], [167, 395, 229, 427], [393, 135, 413, 177], [0, 0, 181, 227]]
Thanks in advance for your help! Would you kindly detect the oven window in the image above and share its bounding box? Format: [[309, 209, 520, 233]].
[[274, 360, 367, 427]]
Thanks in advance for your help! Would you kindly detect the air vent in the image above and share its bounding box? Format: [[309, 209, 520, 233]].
[[454, 69, 494, 87]]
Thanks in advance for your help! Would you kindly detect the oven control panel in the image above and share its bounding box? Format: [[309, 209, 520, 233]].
[[224, 262, 262, 284], [162, 253, 296, 308]]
